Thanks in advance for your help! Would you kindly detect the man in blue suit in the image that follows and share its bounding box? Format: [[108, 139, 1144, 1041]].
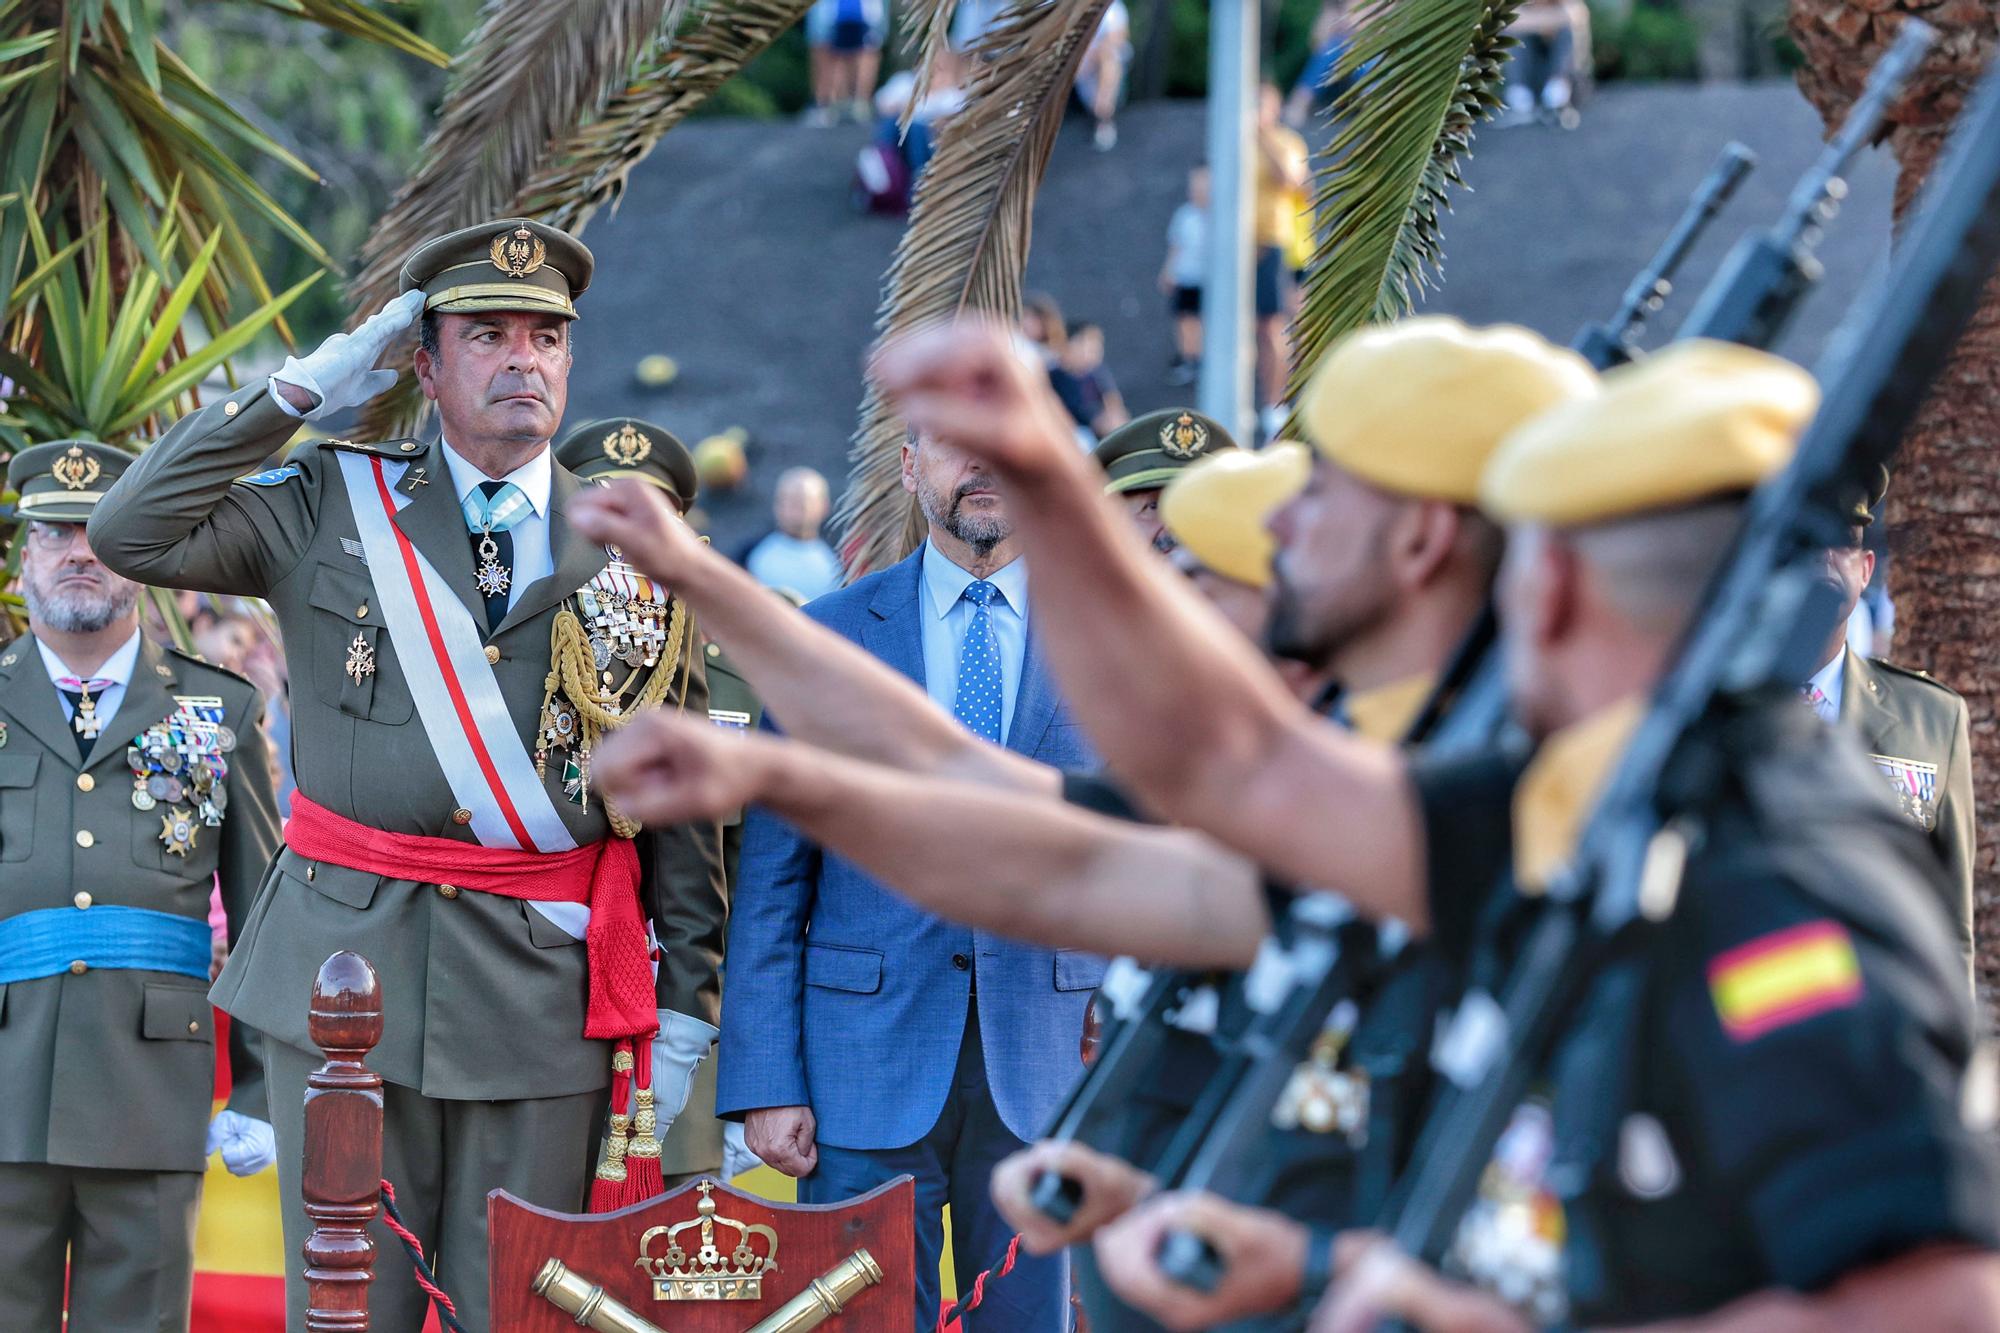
[[718, 430, 1100, 1331]]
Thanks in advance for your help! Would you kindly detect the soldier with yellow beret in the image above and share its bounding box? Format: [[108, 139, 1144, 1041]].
[[0, 441, 281, 1332], [87, 219, 728, 1331], [636, 324, 2000, 1328]]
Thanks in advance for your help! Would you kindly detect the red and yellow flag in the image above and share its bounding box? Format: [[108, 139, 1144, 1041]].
[[1707, 920, 1863, 1043]]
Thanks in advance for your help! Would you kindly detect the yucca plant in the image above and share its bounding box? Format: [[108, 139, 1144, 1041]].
[[0, 0, 444, 353], [0, 196, 319, 447]]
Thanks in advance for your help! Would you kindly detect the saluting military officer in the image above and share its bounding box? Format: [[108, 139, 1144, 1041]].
[[0, 442, 281, 1332], [88, 220, 728, 1332], [1803, 467, 1976, 973], [555, 414, 746, 1189], [1091, 408, 1238, 552]]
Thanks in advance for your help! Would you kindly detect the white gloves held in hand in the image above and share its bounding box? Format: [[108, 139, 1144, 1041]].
[[206, 1109, 277, 1177], [270, 289, 426, 421], [649, 1008, 720, 1135]]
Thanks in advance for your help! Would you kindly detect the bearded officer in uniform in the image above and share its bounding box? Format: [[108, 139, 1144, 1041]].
[[1802, 467, 1976, 973], [88, 220, 728, 1331], [0, 442, 281, 1331]]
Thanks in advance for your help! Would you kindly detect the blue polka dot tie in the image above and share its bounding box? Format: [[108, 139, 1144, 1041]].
[[953, 580, 1005, 743]]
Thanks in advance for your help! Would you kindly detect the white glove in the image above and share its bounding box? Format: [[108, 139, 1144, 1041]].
[[270, 290, 426, 421], [649, 1008, 719, 1132], [722, 1121, 764, 1183], [206, 1109, 277, 1177]]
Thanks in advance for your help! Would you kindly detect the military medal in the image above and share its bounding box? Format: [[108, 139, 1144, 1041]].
[[160, 807, 198, 857], [345, 632, 376, 686], [126, 697, 232, 847], [72, 683, 103, 741], [474, 529, 512, 599]]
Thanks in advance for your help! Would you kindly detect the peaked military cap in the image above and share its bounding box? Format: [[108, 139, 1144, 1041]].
[[1482, 340, 1818, 526], [6, 440, 133, 523], [557, 417, 698, 510], [399, 218, 593, 320], [1093, 408, 1238, 495]]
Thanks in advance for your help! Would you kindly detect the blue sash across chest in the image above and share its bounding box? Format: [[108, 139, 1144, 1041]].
[[0, 904, 211, 984]]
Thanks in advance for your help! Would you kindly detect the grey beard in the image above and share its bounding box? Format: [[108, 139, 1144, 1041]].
[[25, 580, 139, 634]]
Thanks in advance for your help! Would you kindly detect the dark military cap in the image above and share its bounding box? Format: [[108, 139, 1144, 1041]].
[[399, 218, 593, 320], [556, 418, 699, 510], [6, 440, 133, 523], [1092, 408, 1238, 496], [1845, 464, 1891, 527]]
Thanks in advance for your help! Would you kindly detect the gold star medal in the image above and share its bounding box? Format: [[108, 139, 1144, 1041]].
[[159, 806, 198, 857]]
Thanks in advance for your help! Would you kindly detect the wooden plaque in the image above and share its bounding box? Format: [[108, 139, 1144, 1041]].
[[488, 1175, 916, 1332]]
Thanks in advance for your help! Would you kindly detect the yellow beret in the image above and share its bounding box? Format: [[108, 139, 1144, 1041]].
[[1160, 442, 1311, 587], [1480, 339, 1820, 526], [1297, 317, 1599, 505]]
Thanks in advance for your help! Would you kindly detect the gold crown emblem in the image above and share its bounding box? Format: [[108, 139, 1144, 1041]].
[[1159, 411, 1209, 460], [634, 1182, 779, 1302], [51, 445, 101, 491], [603, 423, 653, 467], [490, 225, 547, 279]]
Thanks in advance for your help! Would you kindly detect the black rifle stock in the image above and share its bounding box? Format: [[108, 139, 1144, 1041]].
[[1381, 27, 2000, 1328], [1675, 22, 1932, 349], [1572, 142, 1756, 370]]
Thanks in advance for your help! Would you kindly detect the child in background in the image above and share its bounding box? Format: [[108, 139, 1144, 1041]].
[[1049, 320, 1130, 446], [1159, 163, 1208, 386]]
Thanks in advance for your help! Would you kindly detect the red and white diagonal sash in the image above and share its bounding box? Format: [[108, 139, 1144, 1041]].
[[336, 452, 576, 854]]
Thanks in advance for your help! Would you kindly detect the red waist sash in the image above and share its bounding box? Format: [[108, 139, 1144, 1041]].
[[285, 794, 655, 1040]]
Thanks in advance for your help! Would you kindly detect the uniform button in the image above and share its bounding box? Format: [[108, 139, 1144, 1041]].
[[356, 604, 368, 619], [437, 883, 460, 900], [451, 808, 473, 826], [68, 960, 87, 975], [188, 1020, 202, 1035], [75, 830, 94, 849], [223, 401, 239, 417], [73, 892, 92, 910], [75, 773, 95, 792], [951, 953, 970, 971], [707, 643, 720, 658], [400, 442, 417, 453], [484, 645, 501, 664]]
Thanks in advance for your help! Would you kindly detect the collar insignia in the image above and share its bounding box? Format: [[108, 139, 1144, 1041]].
[[604, 423, 653, 467], [52, 445, 101, 491], [1159, 412, 1208, 460], [490, 225, 547, 279]]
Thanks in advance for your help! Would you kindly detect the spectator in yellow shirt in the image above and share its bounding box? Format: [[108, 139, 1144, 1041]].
[[1253, 82, 1309, 436]]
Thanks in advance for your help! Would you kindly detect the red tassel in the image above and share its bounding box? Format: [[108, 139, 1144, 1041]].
[[622, 1034, 667, 1204], [589, 1044, 635, 1213]]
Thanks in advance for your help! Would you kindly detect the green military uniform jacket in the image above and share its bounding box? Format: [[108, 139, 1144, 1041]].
[[0, 633, 280, 1172], [1838, 646, 1977, 965], [88, 382, 729, 1101], [658, 638, 763, 1176]]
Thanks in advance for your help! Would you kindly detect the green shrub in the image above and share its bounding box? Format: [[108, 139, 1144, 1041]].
[[1591, 0, 1702, 82]]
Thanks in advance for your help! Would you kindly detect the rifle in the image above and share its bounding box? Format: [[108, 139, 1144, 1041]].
[[1571, 143, 1756, 370], [1675, 22, 1931, 347], [1380, 19, 2000, 1321]]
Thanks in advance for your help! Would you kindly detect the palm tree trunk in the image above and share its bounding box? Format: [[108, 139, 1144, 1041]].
[[1791, 3, 2000, 1004]]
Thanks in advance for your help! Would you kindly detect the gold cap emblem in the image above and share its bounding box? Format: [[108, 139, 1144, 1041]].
[[51, 445, 101, 491], [489, 225, 547, 279], [1159, 411, 1209, 460], [603, 423, 653, 467]]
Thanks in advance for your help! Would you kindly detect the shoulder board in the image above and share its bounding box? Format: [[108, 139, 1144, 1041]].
[[314, 436, 430, 459], [163, 644, 258, 694], [1865, 656, 1963, 700]]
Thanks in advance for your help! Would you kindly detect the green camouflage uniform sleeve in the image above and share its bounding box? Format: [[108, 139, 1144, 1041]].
[[88, 383, 319, 597]]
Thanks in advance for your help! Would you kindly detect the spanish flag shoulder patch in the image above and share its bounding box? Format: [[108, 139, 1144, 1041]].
[[1707, 919, 1863, 1043]]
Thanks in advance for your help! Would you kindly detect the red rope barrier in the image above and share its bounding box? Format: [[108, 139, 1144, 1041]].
[[937, 1231, 1024, 1331], [379, 1178, 463, 1329]]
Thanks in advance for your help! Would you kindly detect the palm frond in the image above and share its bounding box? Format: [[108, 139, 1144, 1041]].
[[515, 0, 819, 233], [247, 0, 451, 66], [1287, 0, 1518, 404], [836, 0, 1112, 576], [896, 0, 961, 132], [347, 0, 684, 437]]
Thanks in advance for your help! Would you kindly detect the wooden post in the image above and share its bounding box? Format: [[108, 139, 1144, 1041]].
[[303, 951, 384, 1332]]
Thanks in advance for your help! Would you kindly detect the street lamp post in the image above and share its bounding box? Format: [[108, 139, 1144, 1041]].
[[1198, 0, 1259, 447]]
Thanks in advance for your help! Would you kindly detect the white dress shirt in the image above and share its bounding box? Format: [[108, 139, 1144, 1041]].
[[918, 540, 1029, 743], [38, 628, 143, 736], [1804, 650, 1845, 723], [440, 438, 554, 609]]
